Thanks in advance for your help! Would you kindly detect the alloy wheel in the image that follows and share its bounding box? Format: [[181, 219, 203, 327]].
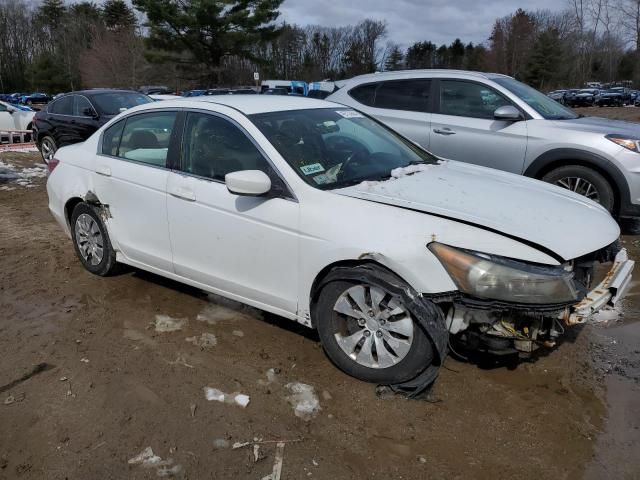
[[555, 176, 601, 203], [41, 138, 55, 163], [74, 213, 104, 266], [332, 284, 414, 369]]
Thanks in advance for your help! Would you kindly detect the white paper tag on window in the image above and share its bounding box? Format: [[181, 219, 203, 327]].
[[336, 110, 364, 118], [300, 163, 325, 175]]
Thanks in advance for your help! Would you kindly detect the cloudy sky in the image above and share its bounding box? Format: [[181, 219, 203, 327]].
[[279, 0, 564, 47]]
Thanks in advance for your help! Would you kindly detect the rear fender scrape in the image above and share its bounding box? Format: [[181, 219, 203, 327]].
[[84, 190, 111, 221], [316, 263, 448, 398]]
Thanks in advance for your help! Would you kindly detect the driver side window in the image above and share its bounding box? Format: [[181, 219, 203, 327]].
[[439, 80, 511, 119], [181, 112, 271, 181]]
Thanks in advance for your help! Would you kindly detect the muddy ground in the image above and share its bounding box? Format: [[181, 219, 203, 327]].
[[1, 146, 639, 479]]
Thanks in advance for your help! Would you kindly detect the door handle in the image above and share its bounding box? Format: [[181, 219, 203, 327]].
[[169, 187, 196, 201], [96, 166, 111, 176], [433, 128, 456, 135]]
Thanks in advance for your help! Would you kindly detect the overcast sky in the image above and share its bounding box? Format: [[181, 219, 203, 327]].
[[279, 0, 565, 47]]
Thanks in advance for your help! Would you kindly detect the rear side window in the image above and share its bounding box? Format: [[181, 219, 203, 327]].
[[348, 83, 377, 106], [115, 112, 177, 167], [375, 79, 431, 112], [101, 120, 125, 156], [49, 96, 74, 115]]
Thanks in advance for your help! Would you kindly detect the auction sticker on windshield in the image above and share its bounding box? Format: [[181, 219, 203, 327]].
[[336, 110, 364, 119], [300, 163, 325, 175]]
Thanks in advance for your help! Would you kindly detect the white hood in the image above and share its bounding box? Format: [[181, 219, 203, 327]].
[[336, 161, 620, 261]]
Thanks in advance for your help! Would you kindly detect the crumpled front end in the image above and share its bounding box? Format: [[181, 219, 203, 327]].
[[430, 243, 634, 357]]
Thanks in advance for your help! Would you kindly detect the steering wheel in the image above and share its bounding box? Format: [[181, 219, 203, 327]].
[[337, 147, 369, 179]]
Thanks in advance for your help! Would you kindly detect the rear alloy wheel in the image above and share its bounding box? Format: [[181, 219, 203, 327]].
[[542, 165, 615, 213], [40, 135, 57, 164], [70, 203, 118, 276], [316, 279, 433, 384]]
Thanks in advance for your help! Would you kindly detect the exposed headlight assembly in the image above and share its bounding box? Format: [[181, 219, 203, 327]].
[[428, 243, 580, 304], [606, 134, 640, 153]]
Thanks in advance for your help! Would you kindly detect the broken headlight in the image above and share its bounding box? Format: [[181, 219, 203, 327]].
[[428, 243, 580, 304]]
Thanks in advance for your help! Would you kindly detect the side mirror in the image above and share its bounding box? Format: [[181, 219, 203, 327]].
[[225, 170, 272, 196], [494, 105, 522, 121], [6, 107, 15, 114]]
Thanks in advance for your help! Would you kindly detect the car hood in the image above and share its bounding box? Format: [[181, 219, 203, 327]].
[[335, 161, 619, 261], [552, 116, 640, 136]]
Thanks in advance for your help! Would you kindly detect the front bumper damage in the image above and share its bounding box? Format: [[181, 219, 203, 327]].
[[444, 248, 634, 357], [560, 248, 634, 325]]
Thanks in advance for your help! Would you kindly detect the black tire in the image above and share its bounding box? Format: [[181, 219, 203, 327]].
[[315, 278, 434, 384], [39, 135, 57, 164], [70, 202, 118, 276], [542, 165, 615, 212]]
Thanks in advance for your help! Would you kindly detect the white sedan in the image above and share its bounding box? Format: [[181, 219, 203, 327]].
[[0, 100, 35, 131], [46, 96, 633, 390]]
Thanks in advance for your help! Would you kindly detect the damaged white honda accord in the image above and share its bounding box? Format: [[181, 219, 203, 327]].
[[47, 96, 634, 395]]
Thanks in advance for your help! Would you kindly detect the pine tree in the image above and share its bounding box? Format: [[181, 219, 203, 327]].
[[384, 44, 404, 71], [102, 0, 137, 30]]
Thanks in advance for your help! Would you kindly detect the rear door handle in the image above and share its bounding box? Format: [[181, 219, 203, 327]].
[[433, 128, 456, 136], [96, 166, 111, 176], [169, 187, 196, 202]]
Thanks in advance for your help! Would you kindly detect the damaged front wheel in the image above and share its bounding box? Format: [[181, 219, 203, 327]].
[[316, 279, 434, 384], [71, 202, 118, 276]]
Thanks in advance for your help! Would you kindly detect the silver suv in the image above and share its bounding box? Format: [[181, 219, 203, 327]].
[[327, 70, 640, 220]]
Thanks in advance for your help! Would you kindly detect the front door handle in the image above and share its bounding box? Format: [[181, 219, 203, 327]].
[[96, 166, 111, 176], [169, 187, 196, 202], [433, 128, 456, 136]]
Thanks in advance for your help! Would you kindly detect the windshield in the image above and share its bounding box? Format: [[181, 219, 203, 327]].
[[250, 108, 438, 190], [493, 77, 578, 120], [92, 92, 152, 115]]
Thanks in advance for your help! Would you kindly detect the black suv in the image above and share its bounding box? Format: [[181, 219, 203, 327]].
[[33, 89, 152, 163]]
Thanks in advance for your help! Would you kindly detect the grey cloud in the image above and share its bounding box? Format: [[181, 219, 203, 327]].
[[279, 0, 564, 46]]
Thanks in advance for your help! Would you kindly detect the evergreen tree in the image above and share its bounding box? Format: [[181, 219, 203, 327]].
[[102, 0, 136, 30], [133, 0, 284, 80], [384, 44, 404, 71], [525, 28, 562, 89]]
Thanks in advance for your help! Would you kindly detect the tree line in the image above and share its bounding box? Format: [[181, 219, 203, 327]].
[[1, 0, 640, 94]]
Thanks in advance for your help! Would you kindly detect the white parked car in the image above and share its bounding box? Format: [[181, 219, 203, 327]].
[[46, 96, 634, 389], [0, 100, 35, 131]]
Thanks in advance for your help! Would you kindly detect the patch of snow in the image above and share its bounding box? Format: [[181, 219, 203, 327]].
[[203, 387, 250, 408], [196, 294, 263, 325], [154, 315, 187, 332], [232, 330, 244, 337], [128, 446, 182, 477], [213, 438, 231, 449], [285, 382, 321, 420], [390, 163, 434, 179], [185, 332, 217, 348], [590, 306, 621, 324], [0, 160, 46, 188]]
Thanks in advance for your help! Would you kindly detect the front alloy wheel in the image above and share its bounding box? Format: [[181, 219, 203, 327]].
[[316, 278, 434, 384], [333, 284, 414, 368], [542, 165, 615, 212]]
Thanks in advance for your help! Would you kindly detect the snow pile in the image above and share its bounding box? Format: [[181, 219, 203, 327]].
[[285, 382, 321, 420], [203, 387, 250, 408]]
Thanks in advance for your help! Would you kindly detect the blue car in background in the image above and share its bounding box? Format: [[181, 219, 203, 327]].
[[20, 92, 52, 106], [182, 89, 206, 97]]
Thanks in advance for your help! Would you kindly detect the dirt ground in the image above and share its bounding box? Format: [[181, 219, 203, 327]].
[[1, 144, 639, 479]]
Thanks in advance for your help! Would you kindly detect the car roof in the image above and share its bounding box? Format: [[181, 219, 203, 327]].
[[60, 89, 143, 97], [335, 69, 512, 87], [150, 95, 341, 115]]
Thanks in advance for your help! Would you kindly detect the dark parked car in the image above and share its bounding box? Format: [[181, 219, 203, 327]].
[[33, 89, 152, 163], [182, 89, 206, 97], [229, 88, 257, 94], [567, 88, 600, 107], [138, 85, 172, 95], [547, 89, 567, 103], [204, 88, 230, 96], [20, 92, 51, 106], [262, 87, 289, 95], [562, 89, 580, 105], [597, 89, 625, 106]]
